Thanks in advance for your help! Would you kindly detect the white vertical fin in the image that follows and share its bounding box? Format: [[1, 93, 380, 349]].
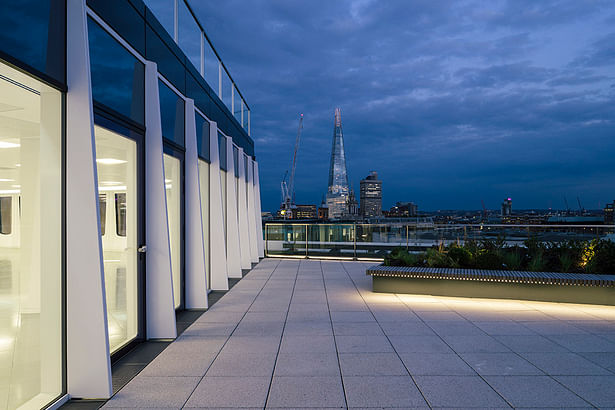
[[66, 0, 112, 398], [144, 61, 177, 338], [184, 99, 208, 308]]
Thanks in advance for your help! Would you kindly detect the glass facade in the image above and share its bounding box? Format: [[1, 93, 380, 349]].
[[198, 160, 210, 289], [218, 133, 227, 171], [163, 154, 182, 308], [88, 17, 145, 124], [0, 0, 65, 84], [94, 125, 138, 353], [0, 61, 63, 409], [326, 108, 350, 219], [159, 80, 184, 147], [195, 112, 210, 161]]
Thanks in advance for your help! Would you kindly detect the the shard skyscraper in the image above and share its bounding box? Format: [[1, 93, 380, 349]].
[[326, 108, 350, 218]]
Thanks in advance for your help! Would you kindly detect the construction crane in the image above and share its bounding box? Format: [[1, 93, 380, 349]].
[[481, 200, 487, 222], [279, 114, 304, 219], [577, 196, 585, 215]]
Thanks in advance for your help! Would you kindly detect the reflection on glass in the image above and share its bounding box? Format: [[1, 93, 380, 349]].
[[0, 62, 62, 409], [198, 160, 210, 289], [164, 154, 181, 308], [95, 125, 138, 353]]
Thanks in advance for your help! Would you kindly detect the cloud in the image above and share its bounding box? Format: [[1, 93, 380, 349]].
[[178, 0, 615, 211]]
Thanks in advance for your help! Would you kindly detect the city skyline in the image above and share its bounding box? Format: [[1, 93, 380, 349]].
[[188, 1, 615, 212]]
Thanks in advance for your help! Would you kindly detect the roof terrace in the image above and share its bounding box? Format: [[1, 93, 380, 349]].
[[101, 258, 615, 409]]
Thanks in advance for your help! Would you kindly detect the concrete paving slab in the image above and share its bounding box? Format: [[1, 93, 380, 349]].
[[414, 375, 509, 408], [266, 376, 345, 408], [184, 376, 270, 408], [332, 321, 384, 336], [460, 352, 543, 376], [339, 353, 407, 376], [486, 375, 592, 408], [103, 376, 200, 408], [274, 352, 340, 376], [522, 352, 612, 375], [399, 353, 475, 376], [388, 335, 454, 353], [494, 334, 569, 353], [206, 351, 277, 376], [554, 375, 615, 408], [335, 335, 394, 353], [283, 320, 333, 336], [343, 376, 428, 408], [280, 335, 336, 353]]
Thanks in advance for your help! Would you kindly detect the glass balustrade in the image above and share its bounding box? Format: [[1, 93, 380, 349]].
[[265, 223, 615, 260], [143, 0, 250, 134]]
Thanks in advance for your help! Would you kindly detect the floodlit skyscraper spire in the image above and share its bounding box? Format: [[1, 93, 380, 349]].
[[326, 107, 350, 218]]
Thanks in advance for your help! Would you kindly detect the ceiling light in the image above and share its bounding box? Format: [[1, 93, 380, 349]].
[[11, 185, 20, 188], [0, 142, 20, 149], [96, 158, 127, 165], [101, 181, 123, 186], [0, 178, 14, 182], [98, 185, 126, 192]]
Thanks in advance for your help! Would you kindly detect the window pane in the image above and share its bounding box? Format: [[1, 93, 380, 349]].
[[99, 194, 106, 236], [159, 80, 185, 147], [95, 125, 138, 353], [88, 17, 145, 124], [163, 154, 181, 308], [0, 197, 12, 235], [195, 112, 210, 161], [218, 132, 227, 171], [233, 146, 239, 178], [0, 61, 62, 408], [115, 193, 127, 237], [0, 0, 65, 83]]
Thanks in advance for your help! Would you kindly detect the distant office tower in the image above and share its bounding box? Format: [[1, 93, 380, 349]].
[[360, 171, 382, 217], [604, 201, 615, 224], [326, 108, 350, 218], [501, 198, 512, 216]]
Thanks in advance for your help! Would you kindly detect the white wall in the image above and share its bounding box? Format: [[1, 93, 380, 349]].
[[236, 148, 252, 269]]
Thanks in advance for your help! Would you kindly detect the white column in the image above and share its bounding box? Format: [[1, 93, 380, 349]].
[[208, 122, 229, 290], [246, 158, 259, 263], [236, 149, 251, 269], [253, 161, 265, 258], [184, 99, 208, 308], [66, 0, 112, 398], [225, 137, 242, 278], [144, 61, 177, 338]]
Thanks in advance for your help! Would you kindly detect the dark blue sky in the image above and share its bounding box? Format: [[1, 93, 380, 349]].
[[189, 0, 615, 212]]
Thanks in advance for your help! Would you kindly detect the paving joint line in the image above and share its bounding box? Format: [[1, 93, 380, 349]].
[[320, 260, 350, 410], [263, 258, 301, 409]]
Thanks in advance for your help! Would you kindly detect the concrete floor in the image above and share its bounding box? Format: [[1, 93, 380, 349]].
[[103, 258, 615, 409]]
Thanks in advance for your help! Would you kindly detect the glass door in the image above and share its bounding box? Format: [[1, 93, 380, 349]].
[[94, 124, 142, 354], [163, 151, 183, 309]]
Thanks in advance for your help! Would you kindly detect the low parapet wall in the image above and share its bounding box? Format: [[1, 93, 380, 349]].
[[366, 265, 615, 306]]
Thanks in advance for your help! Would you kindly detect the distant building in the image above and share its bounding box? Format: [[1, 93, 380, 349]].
[[360, 171, 382, 217], [605, 201, 615, 224], [343, 188, 360, 218], [325, 108, 350, 218], [292, 204, 317, 219], [501, 198, 512, 216], [386, 202, 418, 218], [318, 204, 329, 220]]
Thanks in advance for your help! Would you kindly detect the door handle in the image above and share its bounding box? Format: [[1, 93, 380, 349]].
[[137, 245, 147, 253]]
